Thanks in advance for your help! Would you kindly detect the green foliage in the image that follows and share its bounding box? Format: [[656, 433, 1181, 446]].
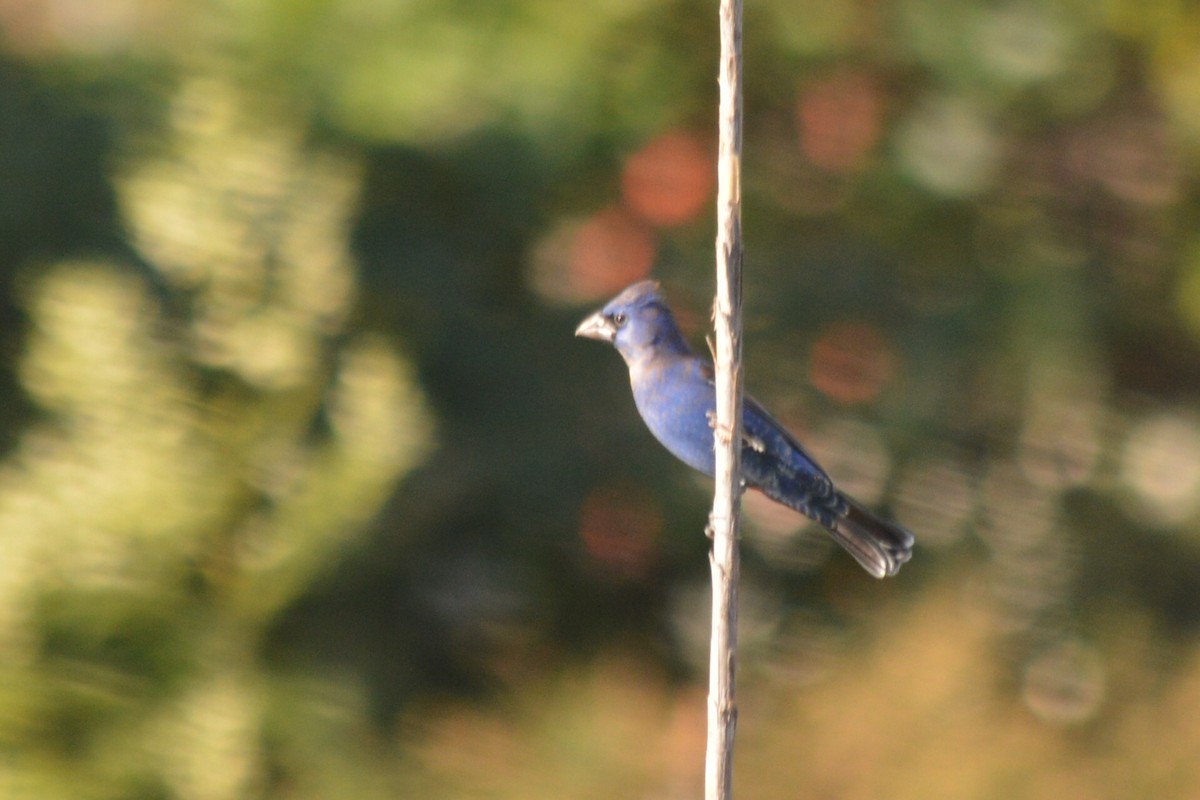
[[1, 0, 1200, 797]]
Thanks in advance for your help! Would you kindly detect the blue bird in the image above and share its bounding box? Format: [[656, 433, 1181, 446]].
[[576, 280, 914, 578]]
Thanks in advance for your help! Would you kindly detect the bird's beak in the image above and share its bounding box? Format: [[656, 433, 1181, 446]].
[[574, 311, 616, 343]]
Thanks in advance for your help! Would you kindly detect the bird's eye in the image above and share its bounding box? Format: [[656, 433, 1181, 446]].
[[612, 312, 628, 328]]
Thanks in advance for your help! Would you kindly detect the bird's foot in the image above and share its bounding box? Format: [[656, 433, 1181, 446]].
[[706, 410, 734, 445], [706, 410, 766, 452]]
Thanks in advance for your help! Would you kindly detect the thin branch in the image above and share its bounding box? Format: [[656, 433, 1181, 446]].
[[706, 0, 743, 798]]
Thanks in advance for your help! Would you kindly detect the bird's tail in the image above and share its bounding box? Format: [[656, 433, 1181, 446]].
[[829, 494, 915, 579]]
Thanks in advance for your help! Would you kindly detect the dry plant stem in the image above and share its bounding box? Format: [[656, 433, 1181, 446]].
[[706, 0, 743, 799]]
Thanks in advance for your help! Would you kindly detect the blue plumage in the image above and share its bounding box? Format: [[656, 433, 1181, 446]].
[[576, 280, 914, 578]]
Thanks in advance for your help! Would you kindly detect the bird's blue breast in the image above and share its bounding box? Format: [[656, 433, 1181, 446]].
[[629, 357, 718, 476]]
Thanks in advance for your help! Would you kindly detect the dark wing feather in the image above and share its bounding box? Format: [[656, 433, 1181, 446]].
[[695, 360, 841, 521]]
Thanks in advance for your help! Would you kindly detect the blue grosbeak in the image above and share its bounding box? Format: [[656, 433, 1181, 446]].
[[576, 280, 914, 578]]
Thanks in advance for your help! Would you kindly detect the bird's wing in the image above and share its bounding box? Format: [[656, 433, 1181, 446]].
[[694, 360, 836, 494], [741, 394, 835, 484]]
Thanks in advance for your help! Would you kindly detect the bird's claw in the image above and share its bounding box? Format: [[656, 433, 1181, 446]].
[[707, 410, 766, 452], [706, 410, 733, 445]]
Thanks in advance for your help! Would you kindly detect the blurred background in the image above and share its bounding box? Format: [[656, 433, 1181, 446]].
[[2, 0, 1200, 797]]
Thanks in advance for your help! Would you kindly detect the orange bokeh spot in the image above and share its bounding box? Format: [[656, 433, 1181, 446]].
[[809, 321, 897, 405], [621, 132, 715, 227], [796, 71, 884, 173], [578, 485, 663, 581], [568, 206, 657, 299]]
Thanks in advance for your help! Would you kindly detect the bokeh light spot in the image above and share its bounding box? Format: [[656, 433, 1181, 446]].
[[808, 321, 897, 405], [894, 453, 975, 548], [895, 94, 1001, 197], [796, 71, 884, 173], [620, 131, 714, 227], [578, 485, 663, 581], [0, 0, 148, 57], [743, 488, 806, 538], [1022, 639, 1106, 725], [744, 490, 834, 574], [803, 417, 892, 504], [972, 2, 1070, 84], [1018, 349, 1107, 491], [668, 577, 781, 674], [1120, 410, 1200, 529], [1066, 112, 1182, 208], [530, 207, 656, 304]]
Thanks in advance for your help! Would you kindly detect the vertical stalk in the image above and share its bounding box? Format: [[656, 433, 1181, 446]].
[[706, 0, 743, 798]]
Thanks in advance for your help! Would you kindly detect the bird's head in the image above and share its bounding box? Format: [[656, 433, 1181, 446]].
[[574, 280, 689, 364]]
